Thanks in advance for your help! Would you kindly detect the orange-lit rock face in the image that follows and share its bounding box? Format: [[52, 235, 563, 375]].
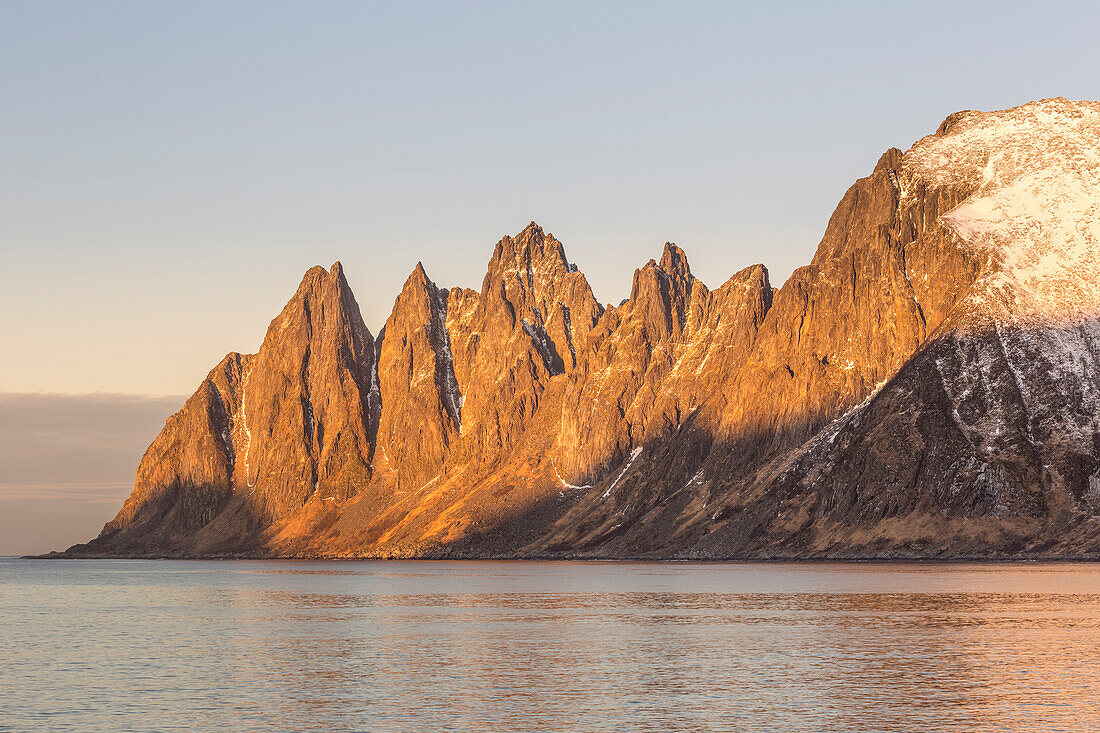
[[443, 223, 604, 471], [552, 246, 773, 485], [99, 352, 250, 551], [71, 99, 1100, 560], [235, 263, 377, 520], [373, 262, 461, 493]]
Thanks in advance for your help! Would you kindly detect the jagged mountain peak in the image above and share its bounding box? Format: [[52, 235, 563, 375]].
[[224, 255, 379, 523], [718, 262, 770, 292], [276, 261, 361, 332], [374, 254, 461, 491], [298, 260, 346, 283], [401, 260, 438, 294], [874, 147, 903, 172], [264, 262, 366, 353], [659, 242, 690, 277], [484, 222, 571, 287], [388, 265, 446, 339], [467, 223, 601, 372], [629, 242, 695, 311]]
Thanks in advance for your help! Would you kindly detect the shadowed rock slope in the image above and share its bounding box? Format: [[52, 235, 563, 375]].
[[59, 98, 1100, 559]]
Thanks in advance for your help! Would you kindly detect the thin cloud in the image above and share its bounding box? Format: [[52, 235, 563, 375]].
[[0, 482, 131, 503], [0, 392, 184, 554]]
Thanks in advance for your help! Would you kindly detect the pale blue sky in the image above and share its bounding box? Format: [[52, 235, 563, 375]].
[[3, 0, 1099, 395]]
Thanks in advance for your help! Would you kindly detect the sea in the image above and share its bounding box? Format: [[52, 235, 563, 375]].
[[2, 558, 1099, 732]]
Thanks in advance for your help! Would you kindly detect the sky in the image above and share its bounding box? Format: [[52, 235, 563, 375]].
[[0, 393, 182, 555], [1, 0, 1098, 553]]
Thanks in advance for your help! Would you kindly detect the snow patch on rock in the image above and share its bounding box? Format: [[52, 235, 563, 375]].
[[553, 463, 594, 491], [602, 446, 643, 499], [239, 370, 256, 490]]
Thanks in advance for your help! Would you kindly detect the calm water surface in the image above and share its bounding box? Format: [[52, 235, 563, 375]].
[[2, 559, 1100, 732]]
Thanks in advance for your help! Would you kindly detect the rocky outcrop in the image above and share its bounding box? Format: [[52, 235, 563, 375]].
[[72, 262, 377, 555], [235, 262, 377, 520], [91, 353, 250, 553], [444, 223, 603, 471], [372, 262, 461, 493], [59, 98, 1100, 560], [552, 245, 773, 485]]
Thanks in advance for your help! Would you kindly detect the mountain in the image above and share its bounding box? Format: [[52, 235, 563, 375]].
[[58, 98, 1100, 559]]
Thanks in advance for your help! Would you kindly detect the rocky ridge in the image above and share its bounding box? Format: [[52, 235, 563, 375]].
[[59, 98, 1100, 559]]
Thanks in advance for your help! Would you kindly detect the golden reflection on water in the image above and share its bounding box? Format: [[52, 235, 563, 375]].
[[3, 561, 1100, 732]]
